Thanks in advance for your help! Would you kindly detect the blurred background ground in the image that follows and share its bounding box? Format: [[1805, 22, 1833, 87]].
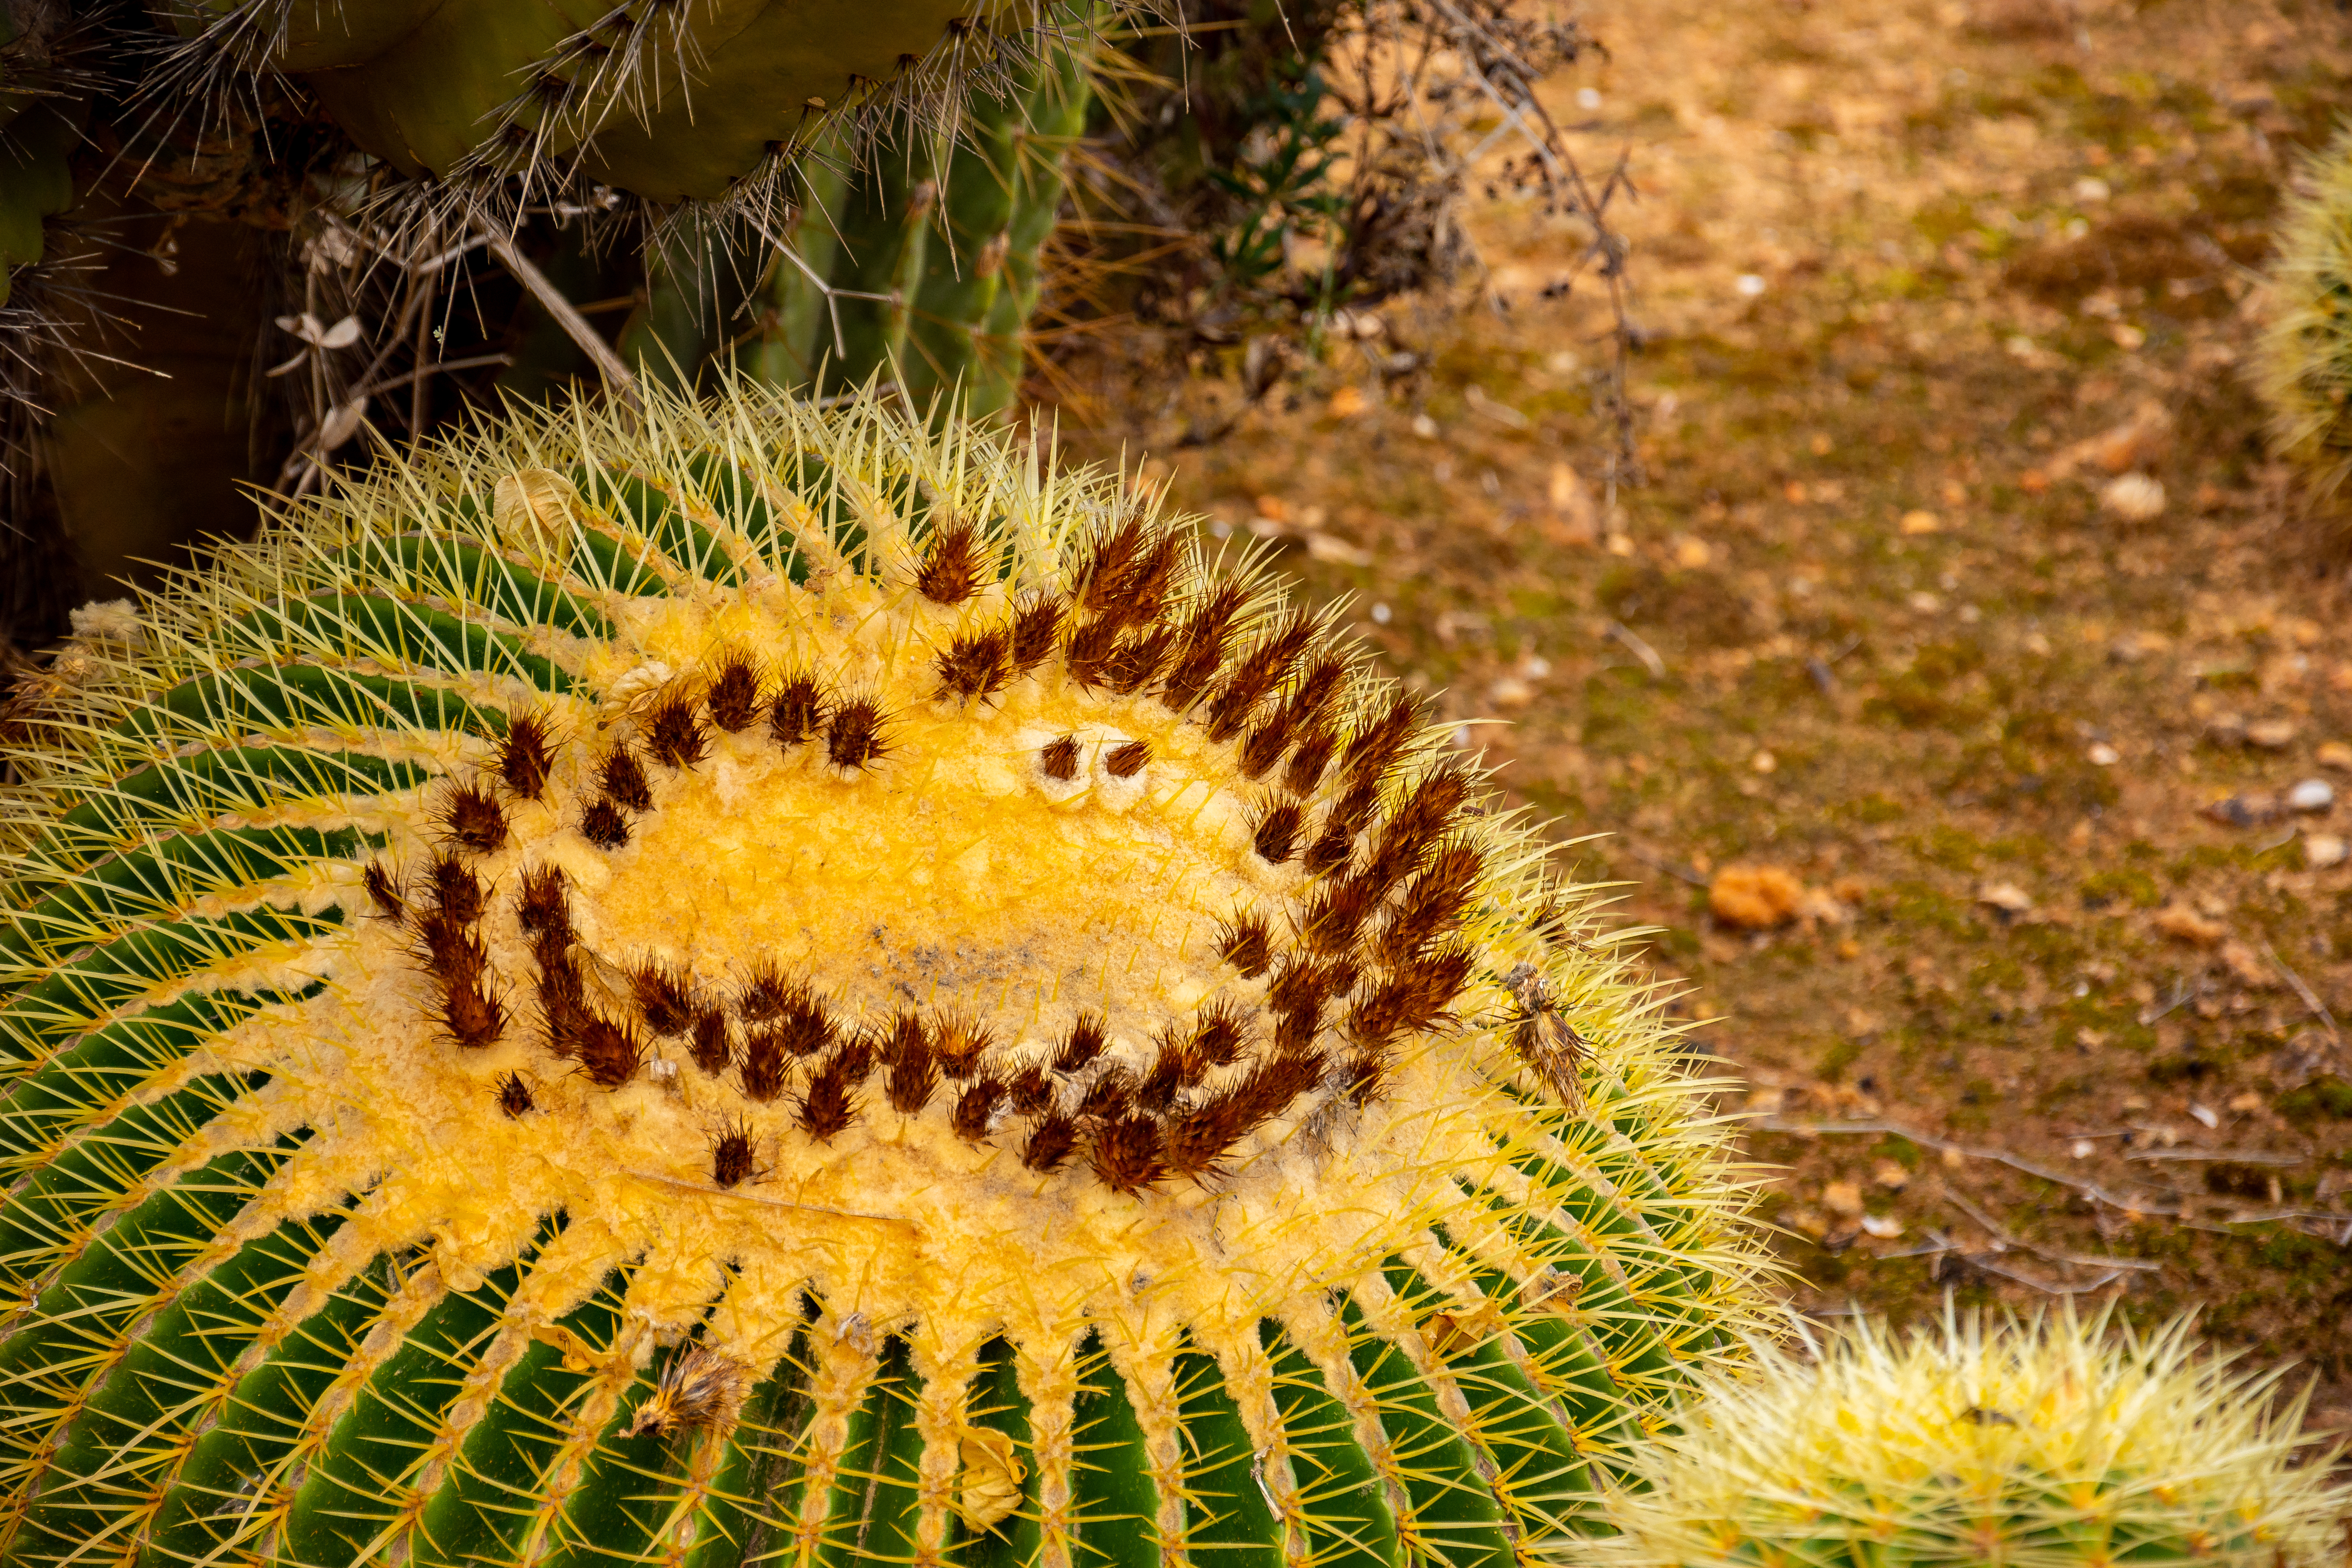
[[1054, 0, 2352, 1429]]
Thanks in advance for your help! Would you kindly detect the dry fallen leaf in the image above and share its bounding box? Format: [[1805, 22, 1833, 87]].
[[2152, 904, 2226, 947], [1822, 1180, 1865, 1217], [1709, 865, 1804, 929]]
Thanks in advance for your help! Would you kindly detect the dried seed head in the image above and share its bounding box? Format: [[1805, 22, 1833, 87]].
[[1160, 582, 1247, 712], [428, 853, 485, 925], [516, 864, 572, 940], [363, 860, 407, 922], [1089, 1112, 1167, 1194], [1285, 724, 1339, 795], [884, 1012, 939, 1112], [1104, 740, 1149, 777], [499, 712, 556, 799], [705, 651, 763, 731], [573, 1014, 647, 1087], [633, 959, 697, 1036], [951, 1077, 1005, 1141], [688, 1007, 733, 1074], [1008, 593, 1065, 675], [1343, 692, 1419, 781], [1205, 613, 1314, 743], [625, 1344, 755, 1439], [1252, 798, 1305, 865], [932, 1011, 992, 1080], [937, 628, 1011, 703], [1192, 1000, 1247, 1069], [1054, 1011, 1108, 1074], [1040, 735, 1081, 781], [1022, 1112, 1080, 1173], [800, 1057, 860, 1141]]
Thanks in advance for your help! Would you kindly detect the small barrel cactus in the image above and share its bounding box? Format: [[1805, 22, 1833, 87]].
[[1597, 1308, 2350, 1568], [0, 383, 1769, 1567], [2256, 124, 2352, 508]]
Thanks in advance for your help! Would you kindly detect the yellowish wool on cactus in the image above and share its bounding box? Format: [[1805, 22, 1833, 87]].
[[0, 383, 1770, 1568], [2255, 123, 2352, 504], [1596, 1307, 2350, 1568]]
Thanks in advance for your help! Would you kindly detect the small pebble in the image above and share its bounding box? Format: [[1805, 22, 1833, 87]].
[[2087, 742, 2120, 766], [2097, 472, 2166, 522], [2289, 778, 2334, 812], [2247, 717, 2298, 749], [2306, 833, 2347, 869]]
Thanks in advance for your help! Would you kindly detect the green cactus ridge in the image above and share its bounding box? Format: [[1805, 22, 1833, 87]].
[[0, 383, 1770, 1568], [1595, 1308, 2350, 1568], [165, 0, 1105, 207]]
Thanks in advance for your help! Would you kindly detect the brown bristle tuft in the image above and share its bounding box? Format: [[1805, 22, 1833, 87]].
[[1165, 1096, 1255, 1183], [498, 712, 556, 800], [1073, 519, 1149, 624], [1252, 798, 1305, 865], [936, 627, 1012, 703], [1267, 953, 1324, 1020], [1348, 940, 1474, 1044], [1376, 841, 1485, 964], [1040, 735, 1081, 781], [515, 864, 572, 940], [1301, 821, 1354, 878], [799, 1059, 860, 1142], [1204, 613, 1314, 743], [1054, 1011, 1108, 1074], [496, 1071, 534, 1117], [773, 986, 837, 1059], [688, 1007, 733, 1073], [600, 746, 653, 812], [1022, 1112, 1080, 1173], [951, 1077, 1005, 1141], [632, 960, 697, 1036], [1373, 766, 1472, 881], [1159, 583, 1247, 712], [1074, 1069, 1132, 1122], [1102, 626, 1177, 696], [1006, 1065, 1052, 1115], [574, 1015, 647, 1087], [1343, 693, 1420, 781], [1272, 1000, 1322, 1059], [1340, 1045, 1390, 1107], [1284, 656, 1349, 728], [645, 685, 710, 769], [1062, 615, 1121, 690], [581, 799, 630, 849], [826, 697, 889, 770], [1215, 914, 1274, 978], [770, 670, 828, 747], [705, 651, 764, 732], [711, 1122, 756, 1187], [441, 972, 506, 1051], [1298, 875, 1378, 954], [931, 1011, 993, 1080], [1284, 724, 1339, 796], [427, 854, 486, 925], [1328, 774, 1382, 838], [831, 1032, 877, 1086], [1192, 1000, 1247, 1068], [1234, 1049, 1325, 1123], [882, 1011, 938, 1112], [1134, 1033, 1193, 1113], [1008, 593, 1066, 675], [739, 1029, 794, 1102], [735, 962, 793, 1023], [915, 518, 987, 606], [1103, 740, 1149, 778], [363, 860, 407, 922], [1089, 1112, 1167, 1194], [1238, 711, 1295, 779], [1121, 531, 1185, 626], [439, 780, 509, 855]]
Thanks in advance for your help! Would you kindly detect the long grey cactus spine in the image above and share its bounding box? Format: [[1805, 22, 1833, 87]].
[[0, 385, 1768, 1568]]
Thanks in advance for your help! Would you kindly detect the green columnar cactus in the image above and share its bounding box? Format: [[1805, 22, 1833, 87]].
[[1597, 1308, 2350, 1568], [2256, 124, 2352, 508], [754, 36, 1092, 417], [0, 383, 1771, 1568]]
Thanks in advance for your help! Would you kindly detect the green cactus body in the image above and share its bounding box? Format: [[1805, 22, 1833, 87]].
[[0, 385, 1769, 1568], [167, 0, 1046, 202], [0, 7, 85, 310], [757, 34, 1091, 417], [1597, 1310, 2348, 1568]]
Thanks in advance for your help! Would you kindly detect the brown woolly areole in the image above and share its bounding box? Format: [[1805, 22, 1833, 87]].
[[0, 385, 1768, 1566]]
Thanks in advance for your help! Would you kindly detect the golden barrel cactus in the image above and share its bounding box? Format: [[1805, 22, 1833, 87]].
[[1598, 1308, 2350, 1568], [2256, 123, 2352, 508], [0, 385, 1769, 1568]]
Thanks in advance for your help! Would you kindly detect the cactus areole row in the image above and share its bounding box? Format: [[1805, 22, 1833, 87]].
[[0, 387, 1768, 1568]]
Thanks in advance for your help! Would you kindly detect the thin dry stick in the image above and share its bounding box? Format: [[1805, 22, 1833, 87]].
[[2262, 938, 2340, 1042], [1940, 1187, 2161, 1274], [477, 219, 642, 407]]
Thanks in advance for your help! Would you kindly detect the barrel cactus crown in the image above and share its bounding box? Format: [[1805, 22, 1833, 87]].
[[1597, 1308, 2350, 1568], [2255, 123, 2352, 509], [0, 383, 1769, 1568]]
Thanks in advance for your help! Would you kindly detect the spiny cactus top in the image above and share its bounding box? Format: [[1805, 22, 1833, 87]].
[[1596, 1308, 2350, 1568], [2256, 124, 2352, 508], [0, 385, 1768, 1568]]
